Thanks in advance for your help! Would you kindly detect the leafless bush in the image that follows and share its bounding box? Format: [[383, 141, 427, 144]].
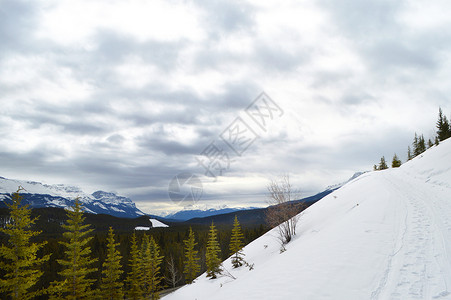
[[165, 255, 182, 288], [266, 175, 304, 249]]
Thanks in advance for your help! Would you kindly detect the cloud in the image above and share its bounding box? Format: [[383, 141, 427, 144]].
[[1, 0, 451, 214]]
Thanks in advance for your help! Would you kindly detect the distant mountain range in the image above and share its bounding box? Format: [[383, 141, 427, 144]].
[[165, 172, 366, 223], [164, 205, 260, 221], [0, 172, 365, 221], [0, 176, 145, 218]]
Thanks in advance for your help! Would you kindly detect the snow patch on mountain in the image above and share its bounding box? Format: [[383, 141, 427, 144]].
[[0, 177, 145, 218]]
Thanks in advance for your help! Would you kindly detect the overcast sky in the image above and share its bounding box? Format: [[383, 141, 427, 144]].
[[1, 0, 451, 215]]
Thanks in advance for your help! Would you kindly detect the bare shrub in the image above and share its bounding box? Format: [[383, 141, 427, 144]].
[[266, 175, 304, 249]]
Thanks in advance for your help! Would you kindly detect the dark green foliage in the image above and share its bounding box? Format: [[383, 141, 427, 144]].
[[206, 222, 222, 279], [407, 146, 413, 161], [413, 133, 426, 156], [392, 154, 402, 168], [183, 227, 200, 284], [51, 199, 98, 299], [100, 227, 123, 300], [428, 138, 434, 148], [0, 205, 270, 298], [436, 107, 451, 141], [229, 216, 245, 268], [378, 156, 388, 170], [0, 187, 49, 300]]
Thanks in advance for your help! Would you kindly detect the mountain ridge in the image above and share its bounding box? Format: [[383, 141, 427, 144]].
[[0, 177, 145, 218]]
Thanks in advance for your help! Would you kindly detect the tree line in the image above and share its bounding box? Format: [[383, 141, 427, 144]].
[[374, 107, 451, 170], [0, 188, 261, 299]]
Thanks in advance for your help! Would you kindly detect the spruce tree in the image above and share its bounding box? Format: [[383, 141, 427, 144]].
[[52, 198, 98, 299], [206, 222, 222, 279], [418, 135, 426, 154], [126, 233, 142, 300], [435, 136, 440, 146], [183, 227, 200, 284], [0, 187, 50, 300], [141, 235, 163, 300], [407, 146, 413, 160], [100, 227, 124, 300], [391, 154, 402, 168], [413, 133, 419, 156], [436, 107, 451, 141], [428, 138, 434, 148], [229, 215, 245, 268], [378, 156, 388, 170]]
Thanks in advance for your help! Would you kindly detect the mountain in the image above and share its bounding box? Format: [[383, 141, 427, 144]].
[[0, 177, 145, 218], [164, 139, 451, 300], [165, 205, 258, 221], [182, 189, 334, 226]]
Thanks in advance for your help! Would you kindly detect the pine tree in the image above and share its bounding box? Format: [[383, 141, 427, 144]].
[[378, 156, 388, 170], [183, 228, 200, 284], [413, 133, 420, 156], [100, 227, 124, 300], [436, 107, 451, 141], [435, 136, 440, 146], [0, 187, 50, 300], [141, 235, 163, 300], [52, 198, 98, 299], [205, 222, 222, 279], [407, 146, 413, 160], [418, 135, 426, 154], [428, 138, 434, 148], [391, 154, 402, 168], [229, 215, 245, 268], [126, 233, 142, 300]]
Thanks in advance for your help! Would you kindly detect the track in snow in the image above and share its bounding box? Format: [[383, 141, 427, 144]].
[[373, 170, 451, 299]]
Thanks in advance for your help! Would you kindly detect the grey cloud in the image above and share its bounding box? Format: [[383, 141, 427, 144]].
[[195, 0, 256, 38], [0, 0, 39, 55]]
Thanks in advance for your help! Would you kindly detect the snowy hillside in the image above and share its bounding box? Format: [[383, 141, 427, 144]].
[[0, 177, 145, 218], [164, 139, 451, 300]]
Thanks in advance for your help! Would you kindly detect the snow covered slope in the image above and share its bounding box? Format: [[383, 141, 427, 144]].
[[164, 139, 451, 300], [0, 177, 145, 218]]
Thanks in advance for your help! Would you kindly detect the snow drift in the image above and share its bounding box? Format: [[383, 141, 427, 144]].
[[164, 139, 451, 300]]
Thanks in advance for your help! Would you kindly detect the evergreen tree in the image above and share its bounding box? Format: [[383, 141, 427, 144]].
[[418, 135, 426, 154], [407, 146, 413, 160], [435, 136, 440, 146], [183, 227, 200, 284], [205, 222, 222, 279], [229, 215, 245, 268], [428, 138, 434, 148], [436, 107, 451, 141], [0, 187, 50, 300], [378, 156, 388, 170], [52, 199, 98, 299], [391, 154, 402, 168], [141, 235, 163, 300], [413, 133, 419, 156], [126, 233, 142, 300], [100, 227, 124, 300]]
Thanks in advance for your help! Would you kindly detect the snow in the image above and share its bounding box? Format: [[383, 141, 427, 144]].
[[134, 219, 169, 231], [150, 219, 169, 228], [135, 226, 151, 231], [163, 139, 451, 300]]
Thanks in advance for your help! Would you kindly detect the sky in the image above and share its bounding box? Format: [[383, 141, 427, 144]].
[[1, 0, 451, 215]]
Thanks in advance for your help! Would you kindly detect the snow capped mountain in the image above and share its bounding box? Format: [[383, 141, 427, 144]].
[[0, 177, 145, 218], [164, 204, 259, 221], [164, 139, 451, 300]]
